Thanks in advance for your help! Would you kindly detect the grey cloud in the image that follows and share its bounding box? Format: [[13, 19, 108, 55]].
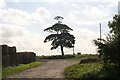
[[0, 24, 26, 38]]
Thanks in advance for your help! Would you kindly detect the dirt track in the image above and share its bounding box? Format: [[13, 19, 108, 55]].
[[7, 59, 78, 78]]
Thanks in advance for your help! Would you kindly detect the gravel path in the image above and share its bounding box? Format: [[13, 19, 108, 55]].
[[7, 59, 78, 78]]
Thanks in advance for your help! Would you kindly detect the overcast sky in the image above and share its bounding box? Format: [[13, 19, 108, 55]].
[[0, 0, 119, 55]]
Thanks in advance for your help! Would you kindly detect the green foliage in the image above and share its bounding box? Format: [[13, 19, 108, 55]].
[[44, 16, 75, 56], [108, 14, 120, 35], [93, 14, 120, 77], [2, 62, 43, 78], [98, 66, 120, 78], [64, 62, 102, 78]]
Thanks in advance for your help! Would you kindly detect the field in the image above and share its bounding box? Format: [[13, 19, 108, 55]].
[[36, 54, 98, 60], [36, 54, 75, 60]]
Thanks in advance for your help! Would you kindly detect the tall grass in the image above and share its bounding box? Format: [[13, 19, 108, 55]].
[[2, 62, 43, 78], [64, 62, 102, 78]]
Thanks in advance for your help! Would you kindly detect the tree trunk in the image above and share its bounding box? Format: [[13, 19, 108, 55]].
[[61, 45, 64, 56]]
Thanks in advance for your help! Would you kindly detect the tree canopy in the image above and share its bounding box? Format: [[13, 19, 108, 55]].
[[44, 23, 73, 33]]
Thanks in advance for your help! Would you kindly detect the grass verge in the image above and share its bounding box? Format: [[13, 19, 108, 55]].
[[2, 61, 43, 78], [64, 62, 102, 78]]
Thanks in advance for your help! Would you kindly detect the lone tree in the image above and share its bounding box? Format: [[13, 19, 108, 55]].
[[44, 16, 75, 56]]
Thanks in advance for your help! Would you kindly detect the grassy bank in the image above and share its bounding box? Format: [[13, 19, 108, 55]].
[[2, 62, 43, 78], [64, 62, 102, 78]]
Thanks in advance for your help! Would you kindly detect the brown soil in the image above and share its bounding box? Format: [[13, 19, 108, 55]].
[[7, 59, 78, 78]]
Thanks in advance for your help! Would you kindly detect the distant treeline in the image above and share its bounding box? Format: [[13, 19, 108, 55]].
[[36, 55, 75, 60], [1, 45, 36, 68]]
